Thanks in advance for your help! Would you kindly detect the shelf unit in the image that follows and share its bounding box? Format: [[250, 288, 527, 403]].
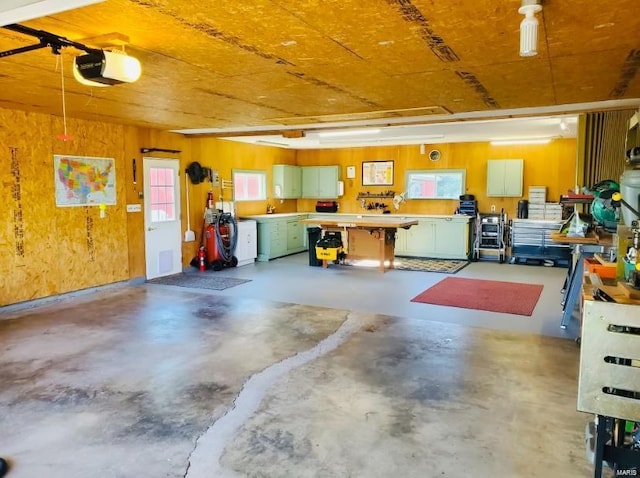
[[356, 192, 395, 199], [473, 213, 506, 262]]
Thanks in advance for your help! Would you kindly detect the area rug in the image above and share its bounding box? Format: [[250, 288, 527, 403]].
[[394, 257, 469, 274], [147, 273, 251, 291], [410, 277, 544, 316]]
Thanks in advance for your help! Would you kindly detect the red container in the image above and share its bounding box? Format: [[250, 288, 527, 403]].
[[205, 224, 229, 263]]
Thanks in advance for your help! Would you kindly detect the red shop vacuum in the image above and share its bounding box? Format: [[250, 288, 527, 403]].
[[201, 212, 238, 271]]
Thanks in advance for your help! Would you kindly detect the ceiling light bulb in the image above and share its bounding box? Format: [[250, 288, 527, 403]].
[[559, 119, 569, 131], [519, 3, 542, 57]]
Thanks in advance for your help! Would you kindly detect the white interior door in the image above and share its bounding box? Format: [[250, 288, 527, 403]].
[[143, 157, 182, 279]]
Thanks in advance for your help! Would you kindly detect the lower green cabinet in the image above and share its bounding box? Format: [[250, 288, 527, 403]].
[[395, 216, 471, 259], [253, 214, 308, 261]]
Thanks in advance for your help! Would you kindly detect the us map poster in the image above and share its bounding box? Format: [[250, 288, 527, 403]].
[[54, 155, 116, 207]]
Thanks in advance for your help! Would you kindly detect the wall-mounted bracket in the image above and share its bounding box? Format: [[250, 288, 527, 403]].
[[140, 148, 182, 154]]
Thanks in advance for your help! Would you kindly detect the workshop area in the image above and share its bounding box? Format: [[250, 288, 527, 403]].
[[1, 1, 640, 477]]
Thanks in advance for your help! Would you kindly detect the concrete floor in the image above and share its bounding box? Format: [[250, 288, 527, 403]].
[[0, 255, 598, 477]]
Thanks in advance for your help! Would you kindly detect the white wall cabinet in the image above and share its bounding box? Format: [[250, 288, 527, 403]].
[[301, 166, 340, 198], [235, 220, 257, 266], [395, 216, 471, 259], [487, 159, 523, 197], [272, 165, 301, 199]]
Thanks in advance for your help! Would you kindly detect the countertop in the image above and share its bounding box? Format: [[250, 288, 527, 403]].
[[241, 212, 473, 220], [301, 216, 419, 229]]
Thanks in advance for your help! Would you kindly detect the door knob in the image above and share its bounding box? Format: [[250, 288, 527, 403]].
[[147, 227, 157, 231]]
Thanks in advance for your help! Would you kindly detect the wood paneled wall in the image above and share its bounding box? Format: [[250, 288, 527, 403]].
[[296, 139, 577, 216], [581, 109, 635, 189], [180, 138, 296, 262], [0, 104, 577, 307], [0, 107, 189, 306]]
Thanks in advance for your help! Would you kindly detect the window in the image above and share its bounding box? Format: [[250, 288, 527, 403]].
[[405, 169, 465, 200], [233, 169, 267, 201], [149, 167, 176, 222]]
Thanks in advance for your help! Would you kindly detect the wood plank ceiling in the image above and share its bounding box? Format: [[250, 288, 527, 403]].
[[0, 0, 638, 133]]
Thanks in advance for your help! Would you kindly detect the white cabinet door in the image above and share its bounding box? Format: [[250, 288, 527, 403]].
[[432, 219, 468, 258], [487, 159, 523, 197], [486, 160, 505, 197], [235, 220, 257, 266], [394, 227, 408, 255], [405, 220, 436, 257], [395, 217, 470, 259], [503, 159, 524, 196]]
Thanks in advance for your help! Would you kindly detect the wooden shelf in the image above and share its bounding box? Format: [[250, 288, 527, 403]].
[[357, 192, 395, 199]]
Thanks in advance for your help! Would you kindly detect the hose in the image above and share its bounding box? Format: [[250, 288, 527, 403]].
[[214, 213, 238, 263]]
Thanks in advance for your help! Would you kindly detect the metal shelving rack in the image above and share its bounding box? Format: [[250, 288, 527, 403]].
[[472, 212, 507, 263]]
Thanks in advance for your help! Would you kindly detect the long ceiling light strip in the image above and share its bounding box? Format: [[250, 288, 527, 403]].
[[317, 128, 381, 138], [490, 138, 552, 145], [519, 0, 542, 57], [0, 0, 105, 26]]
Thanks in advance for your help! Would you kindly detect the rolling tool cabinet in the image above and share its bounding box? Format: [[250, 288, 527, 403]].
[[510, 219, 571, 265]]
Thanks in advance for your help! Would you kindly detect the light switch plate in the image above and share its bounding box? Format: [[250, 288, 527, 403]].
[[346, 166, 356, 179]]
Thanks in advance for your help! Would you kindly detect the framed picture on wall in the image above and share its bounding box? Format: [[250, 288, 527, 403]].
[[362, 160, 393, 186]]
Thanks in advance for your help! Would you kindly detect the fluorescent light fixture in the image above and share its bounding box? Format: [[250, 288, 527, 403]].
[[73, 50, 141, 86], [519, 1, 542, 57], [490, 138, 552, 145], [0, 0, 104, 26], [317, 128, 381, 138], [256, 139, 289, 147]]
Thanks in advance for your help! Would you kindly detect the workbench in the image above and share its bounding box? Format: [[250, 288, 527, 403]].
[[301, 216, 418, 272], [550, 231, 611, 329]]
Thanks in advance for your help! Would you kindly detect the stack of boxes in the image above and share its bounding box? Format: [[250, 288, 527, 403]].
[[527, 186, 563, 220], [544, 202, 563, 221], [528, 186, 546, 219]]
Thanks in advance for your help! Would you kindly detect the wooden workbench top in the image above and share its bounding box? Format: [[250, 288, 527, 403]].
[[550, 230, 613, 246], [301, 217, 418, 229]]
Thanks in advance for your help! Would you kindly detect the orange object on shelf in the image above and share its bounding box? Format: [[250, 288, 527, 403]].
[[583, 257, 616, 279]]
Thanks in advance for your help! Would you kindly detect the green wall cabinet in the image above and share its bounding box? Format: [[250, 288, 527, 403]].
[[301, 166, 340, 198], [486, 159, 523, 197], [273, 165, 302, 199]]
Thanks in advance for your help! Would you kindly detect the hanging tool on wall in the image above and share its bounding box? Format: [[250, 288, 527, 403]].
[[132, 158, 137, 190]]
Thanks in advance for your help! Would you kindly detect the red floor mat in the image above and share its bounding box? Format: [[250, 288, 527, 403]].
[[410, 277, 544, 316]]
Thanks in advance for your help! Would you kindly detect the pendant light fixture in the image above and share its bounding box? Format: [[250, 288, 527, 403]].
[[519, 0, 542, 57]]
